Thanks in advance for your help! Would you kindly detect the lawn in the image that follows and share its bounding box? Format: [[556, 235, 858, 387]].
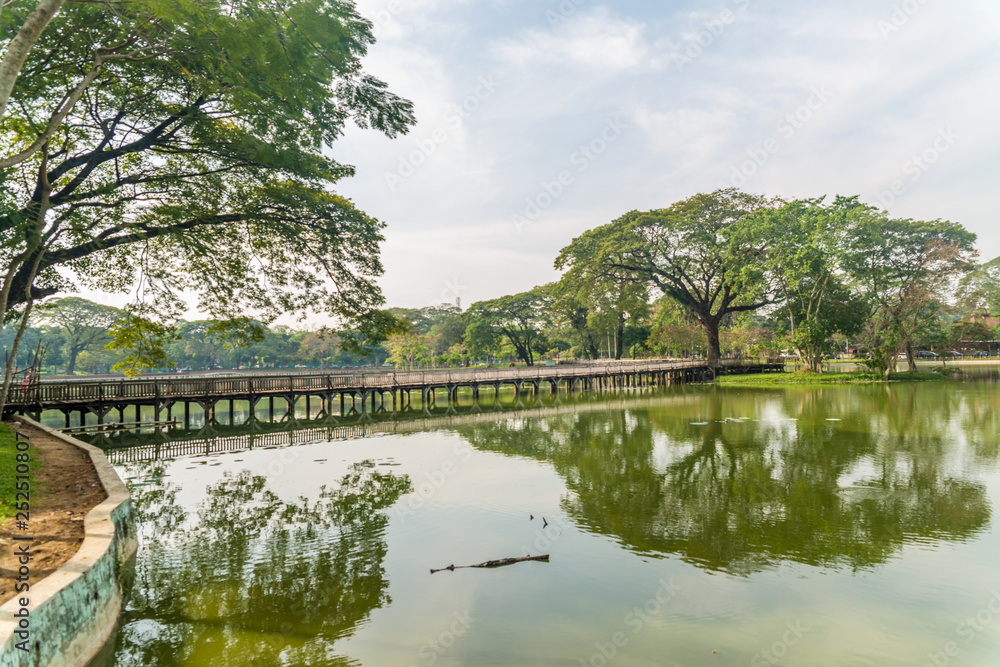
[[716, 371, 948, 385], [0, 423, 38, 519]]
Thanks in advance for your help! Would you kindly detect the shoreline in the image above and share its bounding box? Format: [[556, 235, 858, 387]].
[[715, 370, 951, 386]]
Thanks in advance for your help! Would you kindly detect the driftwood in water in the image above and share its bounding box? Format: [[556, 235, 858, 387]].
[[430, 554, 549, 574]]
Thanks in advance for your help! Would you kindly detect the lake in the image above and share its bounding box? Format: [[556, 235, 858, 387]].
[[89, 369, 1000, 666]]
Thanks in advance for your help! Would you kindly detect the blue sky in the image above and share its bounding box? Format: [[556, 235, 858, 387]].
[[326, 0, 1000, 314]]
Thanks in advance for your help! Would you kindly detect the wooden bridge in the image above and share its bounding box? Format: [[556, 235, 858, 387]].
[[95, 390, 710, 464], [2, 358, 783, 427]]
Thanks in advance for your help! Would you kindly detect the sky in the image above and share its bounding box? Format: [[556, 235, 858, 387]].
[[324, 0, 1000, 316]]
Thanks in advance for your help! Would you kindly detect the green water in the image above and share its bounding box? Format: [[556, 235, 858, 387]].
[[96, 371, 1000, 666]]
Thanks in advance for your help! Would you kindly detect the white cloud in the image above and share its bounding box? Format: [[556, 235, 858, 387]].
[[495, 7, 658, 72]]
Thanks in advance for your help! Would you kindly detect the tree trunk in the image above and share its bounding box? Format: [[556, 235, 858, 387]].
[[66, 345, 81, 375], [614, 319, 624, 360], [805, 345, 821, 373], [704, 321, 721, 363], [905, 340, 917, 372]]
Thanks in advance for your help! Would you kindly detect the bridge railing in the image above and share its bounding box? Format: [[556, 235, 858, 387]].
[[7, 358, 780, 406]]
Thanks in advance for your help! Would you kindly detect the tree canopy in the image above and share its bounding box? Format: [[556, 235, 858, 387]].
[[842, 214, 977, 377], [33, 295, 121, 373], [466, 286, 552, 366], [560, 188, 779, 362], [733, 196, 868, 371], [1, 0, 414, 324]]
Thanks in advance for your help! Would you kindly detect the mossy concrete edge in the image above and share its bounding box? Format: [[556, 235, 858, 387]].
[[0, 416, 137, 667]]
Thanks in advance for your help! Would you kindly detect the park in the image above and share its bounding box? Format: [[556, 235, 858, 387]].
[[2, 1, 1000, 666]]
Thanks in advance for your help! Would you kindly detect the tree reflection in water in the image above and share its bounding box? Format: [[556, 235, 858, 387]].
[[110, 462, 411, 666], [460, 387, 990, 575]]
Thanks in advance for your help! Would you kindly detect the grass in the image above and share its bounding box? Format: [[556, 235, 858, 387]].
[[716, 370, 948, 385], [0, 423, 39, 519]]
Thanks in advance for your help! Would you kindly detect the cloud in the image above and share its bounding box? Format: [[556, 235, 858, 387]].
[[495, 7, 659, 72]]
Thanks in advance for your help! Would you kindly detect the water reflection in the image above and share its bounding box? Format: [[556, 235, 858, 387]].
[[459, 385, 991, 575], [109, 463, 411, 666]]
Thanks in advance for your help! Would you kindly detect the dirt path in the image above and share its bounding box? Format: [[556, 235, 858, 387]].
[[0, 422, 107, 605]]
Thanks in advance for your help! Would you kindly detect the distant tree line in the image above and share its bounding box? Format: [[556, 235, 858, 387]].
[[383, 189, 992, 379], [5, 189, 997, 378]]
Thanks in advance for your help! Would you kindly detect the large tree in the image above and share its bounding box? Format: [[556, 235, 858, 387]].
[[842, 215, 977, 378], [1, 0, 413, 402], [1, 0, 414, 321], [734, 196, 867, 372], [555, 235, 650, 360], [466, 286, 552, 366], [33, 296, 121, 373], [567, 189, 778, 362]]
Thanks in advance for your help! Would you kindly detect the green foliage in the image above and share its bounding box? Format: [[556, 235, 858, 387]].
[[387, 305, 461, 335], [1, 0, 415, 329], [957, 256, 1000, 315], [566, 188, 779, 361], [32, 296, 123, 373], [842, 213, 977, 377], [107, 314, 179, 376], [337, 310, 411, 357], [384, 331, 429, 370], [463, 317, 501, 362], [555, 231, 650, 359], [735, 196, 867, 372], [466, 286, 552, 366], [204, 318, 268, 349]]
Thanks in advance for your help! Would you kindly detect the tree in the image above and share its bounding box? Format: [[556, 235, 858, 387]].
[[957, 256, 1000, 315], [387, 305, 461, 335], [0, 0, 415, 388], [572, 189, 778, 362], [384, 330, 428, 371], [735, 197, 867, 372], [646, 297, 707, 358], [555, 236, 650, 360], [33, 296, 121, 373], [547, 293, 600, 360], [1, 0, 69, 128], [298, 328, 340, 367], [466, 287, 552, 366], [463, 318, 501, 363], [106, 313, 177, 376], [427, 313, 467, 357], [842, 216, 977, 378]]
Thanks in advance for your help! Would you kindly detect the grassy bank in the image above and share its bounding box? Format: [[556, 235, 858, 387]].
[[716, 371, 948, 386], [0, 423, 38, 518]]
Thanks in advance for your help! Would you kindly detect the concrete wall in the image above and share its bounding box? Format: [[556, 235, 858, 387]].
[[0, 417, 137, 667]]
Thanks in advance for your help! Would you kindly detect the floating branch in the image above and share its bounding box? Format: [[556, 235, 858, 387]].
[[430, 554, 550, 574]]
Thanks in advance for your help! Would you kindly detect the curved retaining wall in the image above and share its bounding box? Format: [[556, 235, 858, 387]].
[[0, 417, 137, 667]]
